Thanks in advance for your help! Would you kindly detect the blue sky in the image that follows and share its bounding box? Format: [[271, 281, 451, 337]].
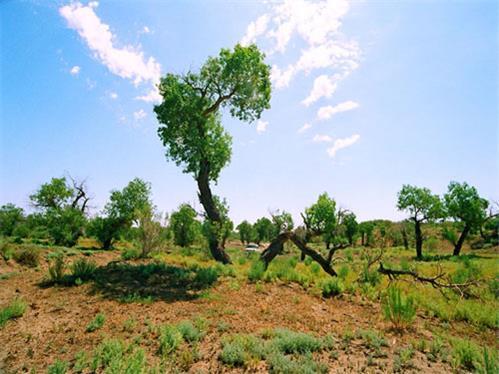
[[1, 0, 497, 224]]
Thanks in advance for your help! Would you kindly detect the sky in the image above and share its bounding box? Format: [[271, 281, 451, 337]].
[[1, 0, 498, 225]]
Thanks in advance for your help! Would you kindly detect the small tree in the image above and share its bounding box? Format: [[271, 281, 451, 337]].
[[89, 178, 152, 249], [303, 193, 336, 248], [169, 204, 201, 247], [358, 221, 374, 247], [155, 44, 271, 263], [443, 181, 488, 256], [271, 210, 294, 236], [136, 206, 164, 257], [236, 220, 254, 245], [343, 212, 358, 246], [253, 217, 274, 244], [397, 185, 443, 259]]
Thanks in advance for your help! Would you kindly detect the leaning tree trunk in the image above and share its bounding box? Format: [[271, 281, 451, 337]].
[[196, 160, 231, 264], [453, 224, 470, 256], [414, 220, 423, 259]]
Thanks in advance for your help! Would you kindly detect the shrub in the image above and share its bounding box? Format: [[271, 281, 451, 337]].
[[248, 260, 266, 282], [0, 298, 27, 328], [48, 253, 66, 283], [90, 339, 124, 371], [383, 286, 416, 330], [159, 325, 183, 355], [86, 313, 105, 332], [177, 320, 203, 343], [321, 278, 344, 298], [193, 266, 219, 286], [13, 246, 39, 267], [270, 329, 323, 355], [452, 338, 481, 371], [309, 262, 321, 275], [47, 359, 68, 374], [338, 265, 349, 280], [70, 258, 97, 281], [121, 247, 141, 261], [266, 352, 327, 374], [0, 240, 13, 261], [219, 334, 263, 367], [482, 347, 498, 374]]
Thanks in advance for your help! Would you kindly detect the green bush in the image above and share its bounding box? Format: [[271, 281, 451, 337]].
[[47, 359, 68, 374], [48, 253, 66, 283], [13, 246, 40, 267], [248, 260, 266, 282], [383, 286, 416, 330], [159, 325, 183, 355], [0, 240, 13, 261], [177, 320, 203, 343], [481, 347, 498, 374], [86, 313, 105, 332], [452, 338, 481, 371], [338, 265, 349, 280], [0, 298, 27, 328], [270, 329, 323, 355], [320, 278, 344, 297], [193, 266, 219, 286], [266, 352, 327, 374], [219, 334, 263, 367], [70, 258, 97, 281], [121, 247, 141, 261]]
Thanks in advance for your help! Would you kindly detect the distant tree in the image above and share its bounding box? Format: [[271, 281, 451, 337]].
[[303, 193, 336, 248], [236, 220, 254, 245], [343, 212, 358, 246], [271, 210, 294, 237], [358, 222, 374, 247], [170, 204, 200, 247], [155, 44, 271, 263], [202, 197, 233, 248], [89, 178, 152, 249], [443, 181, 488, 256], [0, 204, 25, 237], [253, 217, 274, 244], [397, 185, 443, 259], [29, 177, 90, 246]]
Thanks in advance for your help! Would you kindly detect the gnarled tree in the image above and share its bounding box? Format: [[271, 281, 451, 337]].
[[155, 44, 271, 263]]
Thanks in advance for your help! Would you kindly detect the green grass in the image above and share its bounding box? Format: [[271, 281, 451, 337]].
[[0, 298, 27, 328], [382, 286, 416, 330], [86, 313, 105, 332]]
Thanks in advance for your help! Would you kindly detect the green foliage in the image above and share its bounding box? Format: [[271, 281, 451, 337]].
[[266, 352, 327, 374], [177, 320, 204, 343], [271, 210, 294, 235], [136, 205, 164, 257], [236, 220, 255, 244], [219, 334, 264, 367], [343, 212, 358, 245], [47, 359, 68, 374], [320, 278, 344, 297], [452, 338, 481, 371], [155, 44, 271, 182], [13, 246, 40, 267], [48, 252, 66, 283], [248, 260, 266, 282], [88, 339, 146, 373], [86, 313, 105, 332], [269, 329, 323, 355], [169, 204, 201, 247], [121, 247, 141, 261], [254, 217, 274, 243], [193, 266, 219, 286], [159, 325, 183, 355], [70, 258, 97, 281], [481, 347, 498, 374], [444, 181, 488, 230], [30, 177, 73, 210], [45, 207, 86, 247], [0, 203, 25, 236], [382, 286, 416, 330], [0, 298, 26, 328], [397, 185, 443, 222]]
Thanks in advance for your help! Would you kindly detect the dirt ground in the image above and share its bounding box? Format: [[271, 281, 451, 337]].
[[0, 250, 489, 373]]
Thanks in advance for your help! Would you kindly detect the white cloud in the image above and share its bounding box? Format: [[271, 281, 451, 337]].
[[317, 100, 359, 120], [256, 120, 268, 134], [133, 109, 147, 120], [298, 123, 312, 133], [142, 26, 150, 34], [136, 88, 162, 103], [241, 14, 269, 46], [245, 0, 360, 92], [70, 65, 81, 75], [327, 134, 360, 157], [312, 134, 333, 143], [302, 75, 337, 106], [88, 1, 98, 8], [109, 92, 118, 99], [59, 2, 161, 100]]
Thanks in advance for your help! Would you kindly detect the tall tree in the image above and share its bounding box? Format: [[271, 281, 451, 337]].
[[155, 44, 271, 263], [397, 185, 443, 259], [0, 204, 25, 237], [444, 181, 488, 256]]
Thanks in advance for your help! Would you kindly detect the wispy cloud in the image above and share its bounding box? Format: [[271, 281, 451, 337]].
[[241, 15, 269, 46], [312, 134, 333, 143], [133, 109, 147, 120], [317, 100, 359, 120], [327, 134, 360, 157], [70, 65, 80, 75], [256, 120, 268, 134], [59, 2, 161, 102], [298, 123, 312, 134], [109, 92, 118, 99], [302, 75, 337, 106]]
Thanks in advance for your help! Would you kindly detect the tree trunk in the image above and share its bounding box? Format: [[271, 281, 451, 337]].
[[453, 224, 470, 256], [415, 220, 423, 259], [402, 228, 409, 250], [361, 232, 365, 246], [196, 159, 231, 264]]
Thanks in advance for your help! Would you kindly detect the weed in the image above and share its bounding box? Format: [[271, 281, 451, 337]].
[[123, 317, 137, 333], [452, 338, 481, 371], [217, 320, 231, 333], [382, 286, 416, 330], [266, 352, 327, 374], [177, 320, 203, 343], [248, 260, 266, 282], [48, 253, 66, 283], [70, 258, 97, 282], [159, 325, 183, 355], [121, 247, 141, 260], [86, 313, 105, 332], [269, 328, 323, 355], [219, 334, 263, 367], [47, 359, 68, 374], [193, 266, 219, 285], [338, 265, 349, 279], [0, 298, 26, 328], [320, 278, 344, 297], [481, 347, 498, 374], [13, 246, 39, 267]]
